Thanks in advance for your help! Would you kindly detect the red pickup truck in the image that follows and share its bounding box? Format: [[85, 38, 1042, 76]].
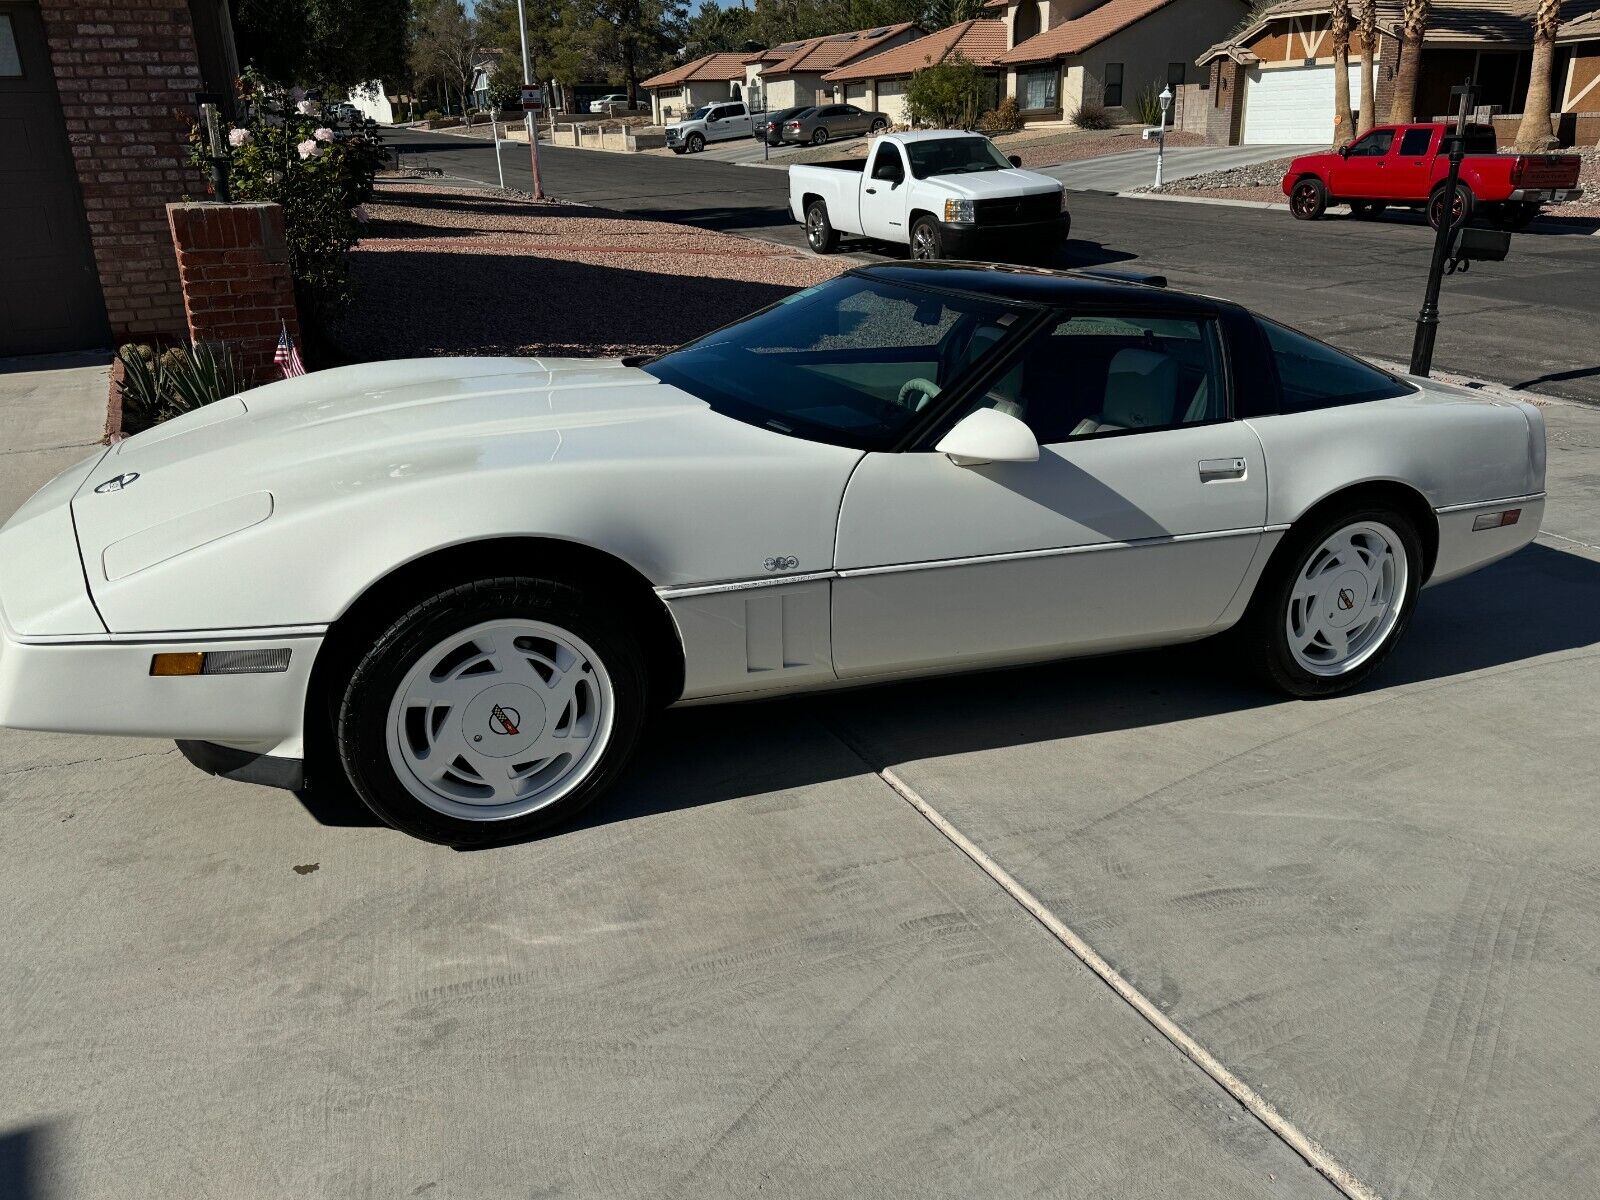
[[1282, 123, 1583, 230]]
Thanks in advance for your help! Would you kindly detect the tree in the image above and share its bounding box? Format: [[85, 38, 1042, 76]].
[[1355, 0, 1377, 134], [904, 55, 989, 128], [566, 0, 687, 105], [233, 0, 413, 91], [1330, 0, 1354, 146], [920, 0, 987, 29], [686, 0, 759, 54], [1387, 0, 1430, 123], [1513, 0, 1562, 150], [411, 1, 480, 114]]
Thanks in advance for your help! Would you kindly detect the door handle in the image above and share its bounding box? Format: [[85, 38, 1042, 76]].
[[1198, 457, 1247, 482], [865, 187, 877, 194]]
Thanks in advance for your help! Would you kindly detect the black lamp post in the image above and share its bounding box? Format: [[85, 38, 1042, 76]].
[[194, 90, 232, 203], [1409, 80, 1475, 376]]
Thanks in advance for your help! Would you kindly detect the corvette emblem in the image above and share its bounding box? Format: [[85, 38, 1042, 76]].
[[488, 704, 522, 736], [94, 472, 140, 494], [1336, 588, 1356, 611]]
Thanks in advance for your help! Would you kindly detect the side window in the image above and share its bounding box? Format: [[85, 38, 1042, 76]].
[[1346, 129, 1395, 157], [724, 103, 745, 117], [1103, 63, 1124, 107], [1259, 319, 1412, 413], [1398, 127, 1432, 155], [976, 313, 1226, 443], [870, 142, 904, 182]]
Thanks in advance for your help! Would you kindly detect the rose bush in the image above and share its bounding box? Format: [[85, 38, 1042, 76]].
[[192, 70, 388, 316]]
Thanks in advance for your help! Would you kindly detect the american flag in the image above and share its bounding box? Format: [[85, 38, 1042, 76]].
[[274, 323, 306, 379]]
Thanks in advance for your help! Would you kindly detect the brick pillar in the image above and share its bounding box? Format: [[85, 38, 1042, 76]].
[[167, 202, 301, 383]]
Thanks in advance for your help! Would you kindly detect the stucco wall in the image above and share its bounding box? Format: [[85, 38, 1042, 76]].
[[1074, 0, 1246, 117]]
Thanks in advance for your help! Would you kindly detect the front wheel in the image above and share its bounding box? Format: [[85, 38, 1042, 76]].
[[909, 216, 943, 261], [1243, 508, 1421, 698], [1427, 183, 1473, 231], [336, 577, 648, 845], [686, 132, 705, 153], [805, 200, 838, 254], [1289, 177, 1328, 220], [869, 119, 887, 133]]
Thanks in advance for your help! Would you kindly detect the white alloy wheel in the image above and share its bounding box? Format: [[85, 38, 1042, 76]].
[[1285, 520, 1407, 677], [384, 618, 615, 821]]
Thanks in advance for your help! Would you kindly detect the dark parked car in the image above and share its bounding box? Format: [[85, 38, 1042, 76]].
[[759, 106, 814, 146], [781, 103, 889, 146]]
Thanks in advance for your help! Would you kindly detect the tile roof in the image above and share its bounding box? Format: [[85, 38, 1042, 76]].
[[824, 20, 1010, 81], [755, 23, 922, 77], [641, 51, 748, 90], [1558, 6, 1600, 38], [997, 0, 1184, 63], [1218, 0, 1600, 53]]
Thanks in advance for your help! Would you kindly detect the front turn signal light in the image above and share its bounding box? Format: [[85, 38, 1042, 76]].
[[150, 652, 204, 677]]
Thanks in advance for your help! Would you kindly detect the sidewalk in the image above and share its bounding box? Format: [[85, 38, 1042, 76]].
[[0, 351, 110, 518], [1037, 143, 1320, 192]]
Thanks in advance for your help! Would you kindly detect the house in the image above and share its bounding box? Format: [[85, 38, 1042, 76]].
[[1198, 0, 1600, 146], [642, 51, 748, 124], [990, 0, 1250, 124], [742, 24, 922, 113], [821, 19, 1011, 123], [0, 0, 240, 357]]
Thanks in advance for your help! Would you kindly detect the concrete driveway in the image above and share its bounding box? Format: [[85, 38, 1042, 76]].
[[2, 350, 1599, 1198], [1036, 144, 1320, 193]]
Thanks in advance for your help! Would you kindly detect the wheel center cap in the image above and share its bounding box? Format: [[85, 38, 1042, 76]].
[[462, 683, 546, 758], [1327, 570, 1370, 629]]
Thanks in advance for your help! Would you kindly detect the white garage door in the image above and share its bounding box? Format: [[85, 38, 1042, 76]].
[[1242, 64, 1361, 144]]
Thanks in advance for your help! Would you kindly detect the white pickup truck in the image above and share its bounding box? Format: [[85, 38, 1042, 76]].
[[789, 130, 1069, 260], [665, 100, 754, 154]]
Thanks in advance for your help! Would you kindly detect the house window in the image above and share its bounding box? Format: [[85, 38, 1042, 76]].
[[1018, 66, 1058, 111], [0, 15, 21, 77], [1167, 62, 1185, 88], [1013, 0, 1041, 46], [1103, 63, 1124, 107]]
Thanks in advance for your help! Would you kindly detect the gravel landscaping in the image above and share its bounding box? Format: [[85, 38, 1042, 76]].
[[327, 182, 846, 362]]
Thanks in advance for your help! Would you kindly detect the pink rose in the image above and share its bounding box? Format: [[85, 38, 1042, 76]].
[[296, 138, 320, 160], [296, 99, 318, 116], [227, 127, 252, 148], [314, 126, 334, 142]]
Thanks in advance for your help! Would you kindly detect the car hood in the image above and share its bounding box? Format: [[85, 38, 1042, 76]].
[[928, 169, 1062, 199]]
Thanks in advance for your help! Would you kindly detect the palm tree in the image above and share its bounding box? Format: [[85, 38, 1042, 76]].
[[1388, 0, 1430, 122], [1513, 0, 1562, 150], [1330, 0, 1355, 145], [1355, 0, 1378, 134]]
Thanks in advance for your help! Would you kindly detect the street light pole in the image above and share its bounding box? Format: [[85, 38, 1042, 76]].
[[515, 0, 545, 200], [1410, 79, 1474, 376]]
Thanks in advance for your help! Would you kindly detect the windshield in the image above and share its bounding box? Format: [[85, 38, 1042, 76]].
[[642, 274, 1025, 451], [907, 136, 1012, 179], [687, 106, 710, 122]]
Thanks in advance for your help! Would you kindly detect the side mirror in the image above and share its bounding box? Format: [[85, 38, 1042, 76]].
[[1339, 145, 1350, 158], [1008, 154, 1022, 168], [935, 407, 1039, 467]]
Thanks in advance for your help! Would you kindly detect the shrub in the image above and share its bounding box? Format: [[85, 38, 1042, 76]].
[[117, 341, 247, 429], [976, 95, 1020, 133], [422, 108, 443, 122], [904, 55, 990, 130], [192, 70, 387, 318], [1071, 101, 1113, 130], [1134, 83, 1162, 126]]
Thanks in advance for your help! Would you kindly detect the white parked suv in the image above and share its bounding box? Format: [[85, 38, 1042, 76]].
[[665, 100, 753, 154], [589, 93, 641, 114]]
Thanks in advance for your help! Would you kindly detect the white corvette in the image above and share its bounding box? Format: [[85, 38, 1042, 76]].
[[0, 264, 1545, 844]]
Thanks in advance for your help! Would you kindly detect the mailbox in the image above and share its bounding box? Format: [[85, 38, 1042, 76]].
[[1447, 226, 1510, 273]]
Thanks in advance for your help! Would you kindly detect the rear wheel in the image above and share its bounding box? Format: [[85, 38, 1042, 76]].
[[805, 200, 838, 254], [1290, 177, 1328, 220], [336, 576, 648, 845], [1350, 200, 1387, 219], [811, 127, 829, 145], [909, 215, 943, 261], [1242, 507, 1421, 698], [1427, 183, 1473, 231]]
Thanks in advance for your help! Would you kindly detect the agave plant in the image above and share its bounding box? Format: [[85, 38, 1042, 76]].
[[115, 344, 168, 430], [165, 341, 246, 415]]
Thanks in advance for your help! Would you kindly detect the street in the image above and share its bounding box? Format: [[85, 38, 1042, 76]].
[[388, 129, 1600, 405]]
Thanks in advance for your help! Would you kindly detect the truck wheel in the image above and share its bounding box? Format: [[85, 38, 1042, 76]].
[[910, 216, 943, 261], [805, 200, 839, 254], [1427, 183, 1472, 231], [811, 127, 829, 145], [1494, 201, 1538, 230], [686, 132, 705, 153], [1289, 177, 1327, 220], [1350, 201, 1386, 220]]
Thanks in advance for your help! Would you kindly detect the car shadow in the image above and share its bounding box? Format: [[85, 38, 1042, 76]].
[[0, 1124, 54, 1200]]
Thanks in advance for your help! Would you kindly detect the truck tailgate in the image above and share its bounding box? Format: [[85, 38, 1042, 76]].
[[1514, 155, 1581, 189]]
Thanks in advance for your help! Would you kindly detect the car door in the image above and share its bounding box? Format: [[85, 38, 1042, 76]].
[[860, 140, 909, 242], [1330, 128, 1394, 198], [713, 102, 749, 141], [1384, 125, 1437, 199], [840, 105, 870, 135], [831, 307, 1268, 678]]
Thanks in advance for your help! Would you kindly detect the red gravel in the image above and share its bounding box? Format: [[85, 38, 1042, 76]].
[[328, 183, 846, 362]]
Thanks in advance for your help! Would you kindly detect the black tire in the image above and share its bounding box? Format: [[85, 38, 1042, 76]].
[[1494, 201, 1538, 230], [1240, 505, 1422, 698], [805, 199, 839, 254], [1350, 200, 1387, 219], [1427, 182, 1473, 231], [1289, 176, 1328, 220], [909, 215, 943, 260], [686, 132, 705, 153], [811, 127, 829, 145], [869, 118, 887, 133], [336, 576, 648, 845]]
